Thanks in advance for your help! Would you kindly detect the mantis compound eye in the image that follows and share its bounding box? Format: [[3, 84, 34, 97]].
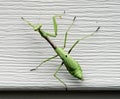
[[34, 24, 42, 31]]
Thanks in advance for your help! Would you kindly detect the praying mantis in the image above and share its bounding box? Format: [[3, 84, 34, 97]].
[[21, 11, 100, 90]]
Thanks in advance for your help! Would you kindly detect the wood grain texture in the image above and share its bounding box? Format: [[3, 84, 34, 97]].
[[0, 0, 120, 90]]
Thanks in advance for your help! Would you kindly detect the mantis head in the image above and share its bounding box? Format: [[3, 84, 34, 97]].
[[33, 24, 42, 31]]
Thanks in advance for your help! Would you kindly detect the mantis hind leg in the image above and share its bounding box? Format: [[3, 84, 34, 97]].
[[54, 62, 68, 91], [68, 26, 100, 53]]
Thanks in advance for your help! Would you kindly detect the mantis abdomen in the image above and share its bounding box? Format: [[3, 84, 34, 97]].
[[55, 47, 83, 80]]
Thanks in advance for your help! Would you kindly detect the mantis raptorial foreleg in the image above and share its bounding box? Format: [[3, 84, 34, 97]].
[[45, 12, 65, 37], [22, 12, 65, 37], [30, 13, 65, 71], [44, 16, 58, 37]]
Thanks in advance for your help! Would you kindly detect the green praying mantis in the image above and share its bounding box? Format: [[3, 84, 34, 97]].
[[21, 11, 100, 90]]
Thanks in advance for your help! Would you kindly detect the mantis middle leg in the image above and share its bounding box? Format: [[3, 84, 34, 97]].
[[30, 55, 58, 71], [63, 15, 100, 50], [64, 16, 76, 48]]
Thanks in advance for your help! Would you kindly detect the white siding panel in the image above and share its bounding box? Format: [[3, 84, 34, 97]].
[[0, 0, 120, 90]]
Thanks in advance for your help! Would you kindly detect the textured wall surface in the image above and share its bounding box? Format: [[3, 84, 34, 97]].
[[0, 0, 120, 91]]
